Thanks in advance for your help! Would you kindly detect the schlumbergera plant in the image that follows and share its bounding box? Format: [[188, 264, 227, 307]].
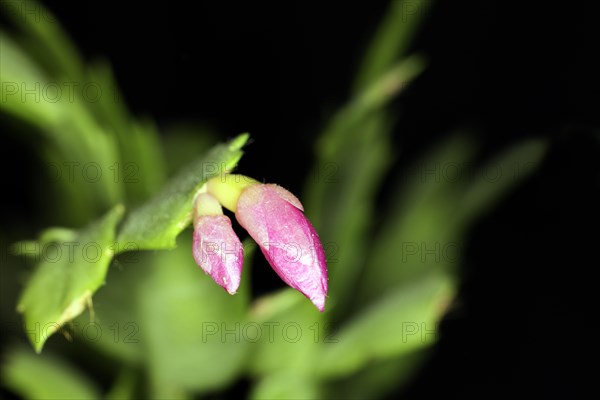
[[12, 130, 228, 343], [192, 175, 328, 310], [1, 0, 550, 398], [11, 130, 329, 351]]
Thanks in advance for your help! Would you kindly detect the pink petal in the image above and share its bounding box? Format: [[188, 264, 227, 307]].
[[236, 184, 328, 311], [269, 184, 304, 211], [193, 215, 244, 294]]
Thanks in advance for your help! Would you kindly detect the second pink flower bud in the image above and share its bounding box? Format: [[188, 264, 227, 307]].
[[192, 192, 243, 294]]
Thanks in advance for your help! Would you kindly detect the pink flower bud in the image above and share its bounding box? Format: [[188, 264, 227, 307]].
[[193, 193, 243, 294], [235, 184, 328, 311]]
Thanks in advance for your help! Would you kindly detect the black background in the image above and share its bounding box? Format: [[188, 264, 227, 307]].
[[2, 1, 599, 398]]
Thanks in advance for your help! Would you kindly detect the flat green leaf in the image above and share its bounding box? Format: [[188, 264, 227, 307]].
[[1, 346, 99, 400], [116, 134, 249, 250], [17, 204, 125, 352]]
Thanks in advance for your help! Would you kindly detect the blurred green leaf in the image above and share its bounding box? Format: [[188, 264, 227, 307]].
[[325, 350, 429, 399], [73, 251, 146, 366], [2, 0, 84, 81], [246, 289, 326, 377], [1, 346, 99, 399], [116, 134, 248, 250], [87, 60, 167, 205], [303, 1, 431, 320], [78, 239, 255, 397], [0, 30, 110, 156], [305, 57, 425, 318], [0, 32, 124, 222], [0, 32, 65, 128], [161, 121, 219, 175], [41, 144, 121, 226], [357, 135, 476, 304], [138, 232, 251, 395], [313, 55, 424, 162], [317, 272, 453, 379], [353, 0, 432, 92], [105, 368, 138, 400], [453, 138, 548, 225], [357, 135, 547, 305], [309, 112, 393, 316], [250, 372, 322, 400], [1, 10, 169, 220], [16, 204, 124, 352]]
